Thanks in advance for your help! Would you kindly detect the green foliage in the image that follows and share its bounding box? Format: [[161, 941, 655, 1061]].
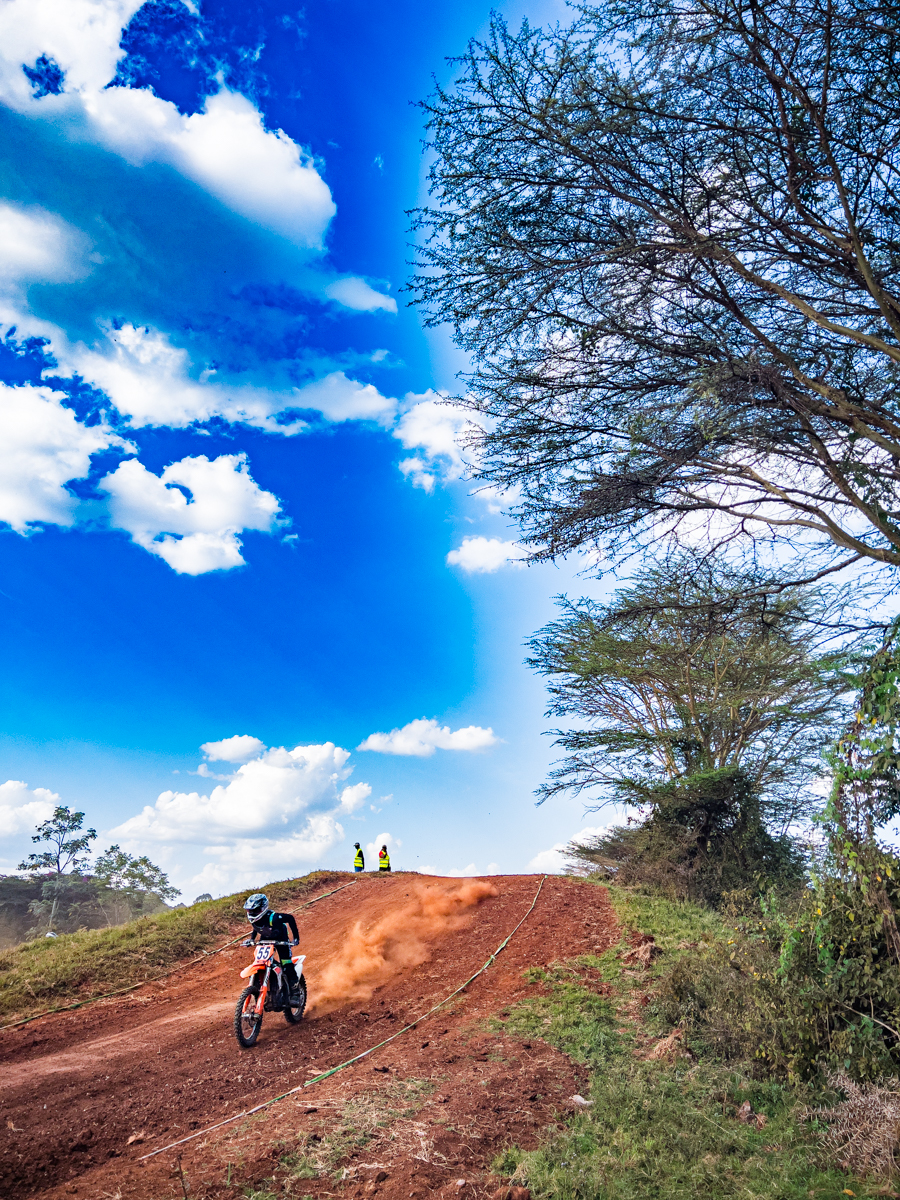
[[569, 805, 805, 907], [94, 844, 178, 902], [532, 556, 846, 903], [775, 854, 900, 1080], [491, 887, 880, 1198], [18, 806, 97, 875], [493, 1064, 875, 1200]]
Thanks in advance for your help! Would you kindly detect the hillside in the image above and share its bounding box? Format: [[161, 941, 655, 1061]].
[[0, 872, 881, 1200]]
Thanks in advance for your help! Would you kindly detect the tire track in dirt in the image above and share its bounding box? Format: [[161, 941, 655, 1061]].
[[0, 874, 620, 1199]]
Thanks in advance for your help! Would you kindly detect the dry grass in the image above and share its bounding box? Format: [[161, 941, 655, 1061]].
[[807, 1073, 900, 1180]]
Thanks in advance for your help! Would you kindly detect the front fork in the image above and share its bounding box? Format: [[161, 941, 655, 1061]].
[[254, 964, 284, 1014], [255, 966, 271, 1015]]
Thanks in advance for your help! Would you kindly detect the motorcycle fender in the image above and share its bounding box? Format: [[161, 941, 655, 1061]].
[[240, 963, 265, 979], [291, 954, 306, 970]]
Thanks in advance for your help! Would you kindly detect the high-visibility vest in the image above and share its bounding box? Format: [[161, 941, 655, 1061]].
[[353, 846, 364, 869], [379, 850, 391, 871]]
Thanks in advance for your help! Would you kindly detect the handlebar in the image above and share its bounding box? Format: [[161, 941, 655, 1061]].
[[243, 939, 299, 946]]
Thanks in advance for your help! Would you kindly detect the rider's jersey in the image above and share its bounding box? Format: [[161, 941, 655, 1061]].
[[249, 910, 299, 956]]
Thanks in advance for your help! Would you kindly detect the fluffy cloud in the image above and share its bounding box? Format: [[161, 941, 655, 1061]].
[[101, 452, 282, 574], [0, 382, 123, 531], [365, 831, 401, 862], [201, 735, 266, 764], [528, 826, 610, 874], [394, 393, 473, 491], [187, 815, 345, 894], [0, 779, 58, 838], [419, 861, 479, 877], [295, 371, 397, 424], [67, 324, 301, 432], [106, 737, 382, 896], [357, 717, 498, 758], [0, 780, 59, 870], [339, 782, 372, 813], [446, 536, 527, 574], [324, 277, 397, 313], [0, 5, 335, 249], [113, 740, 358, 846], [0, 202, 87, 287]]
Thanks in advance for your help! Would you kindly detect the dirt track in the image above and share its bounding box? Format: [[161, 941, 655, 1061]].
[[0, 873, 619, 1200]]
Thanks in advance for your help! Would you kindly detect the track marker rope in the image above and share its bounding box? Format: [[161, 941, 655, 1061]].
[[0, 880, 358, 1032], [138, 875, 547, 1164]]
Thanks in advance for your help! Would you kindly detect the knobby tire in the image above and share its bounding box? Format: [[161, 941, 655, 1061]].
[[234, 986, 262, 1048], [283, 974, 307, 1024]]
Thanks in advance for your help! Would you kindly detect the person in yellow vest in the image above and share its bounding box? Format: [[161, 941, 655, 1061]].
[[353, 842, 364, 871], [378, 845, 391, 872]]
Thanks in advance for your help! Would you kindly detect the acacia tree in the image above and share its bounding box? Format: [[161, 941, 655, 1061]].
[[93, 845, 178, 925], [18, 806, 97, 933], [414, 0, 900, 582], [528, 556, 856, 896]]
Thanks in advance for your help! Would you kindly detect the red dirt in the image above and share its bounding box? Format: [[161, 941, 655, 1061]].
[[0, 873, 619, 1200]]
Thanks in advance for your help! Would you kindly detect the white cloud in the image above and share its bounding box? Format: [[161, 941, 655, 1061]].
[[528, 825, 610, 874], [324, 277, 397, 313], [0, 780, 58, 839], [0, 202, 88, 286], [339, 782, 372, 813], [393, 394, 517, 512], [113, 741, 357, 845], [393, 393, 473, 488], [357, 717, 498, 758], [111, 738, 380, 896], [101, 452, 282, 574], [187, 814, 345, 894], [0, 382, 123, 532], [0, 1, 144, 100], [65, 323, 307, 432], [294, 371, 397, 424], [365, 831, 402, 862], [420, 862, 479, 878], [0, 6, 335, 249], [201, 735, 266, 764], [446, 536, 527, 574]]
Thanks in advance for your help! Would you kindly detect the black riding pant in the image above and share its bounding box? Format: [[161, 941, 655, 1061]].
[[274, 944, 299, 992]]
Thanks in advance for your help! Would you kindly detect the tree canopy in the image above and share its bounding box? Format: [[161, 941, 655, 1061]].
[[414, 0, 900, 581], [529, 556, 854, 825]]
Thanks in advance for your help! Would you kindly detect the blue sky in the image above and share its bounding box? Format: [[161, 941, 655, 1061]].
[[0, 0, 610, 899]]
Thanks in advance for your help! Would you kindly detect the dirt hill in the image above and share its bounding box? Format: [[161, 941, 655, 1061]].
[[0, 872, 618, 1200]]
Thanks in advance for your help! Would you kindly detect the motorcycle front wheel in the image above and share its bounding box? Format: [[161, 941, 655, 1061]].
[[284, 974, 307, 1025], [234, 986, 263, 1047]]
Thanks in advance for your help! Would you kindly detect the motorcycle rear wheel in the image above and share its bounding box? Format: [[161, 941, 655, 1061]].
[[284, 974, 307, 1024], [234, 986, 263, 1047]]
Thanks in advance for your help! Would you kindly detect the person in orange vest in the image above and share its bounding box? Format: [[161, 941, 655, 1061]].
[[353, 843, 364, 871], [378, 845, 391, 872]]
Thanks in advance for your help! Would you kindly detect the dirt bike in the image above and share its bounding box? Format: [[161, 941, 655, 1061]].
[[233, 939, 307, 1048]]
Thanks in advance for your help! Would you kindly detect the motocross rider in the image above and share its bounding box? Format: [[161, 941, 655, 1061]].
[[242, 893, 302, 1004]]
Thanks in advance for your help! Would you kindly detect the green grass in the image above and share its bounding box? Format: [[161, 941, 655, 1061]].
[[490, 882, 884, 1199], [0, 870, 346, 1022]]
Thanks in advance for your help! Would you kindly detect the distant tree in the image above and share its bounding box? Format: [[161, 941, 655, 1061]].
[[93, 845, 178, 925], [528, 556, 856, 899], [414, 0, 900, 585], [18, 806, 96, 876], [18, 807, 97, 933]]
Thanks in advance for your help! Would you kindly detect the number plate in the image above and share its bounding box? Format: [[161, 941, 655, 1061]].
[[254, 944, 273, 963]]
